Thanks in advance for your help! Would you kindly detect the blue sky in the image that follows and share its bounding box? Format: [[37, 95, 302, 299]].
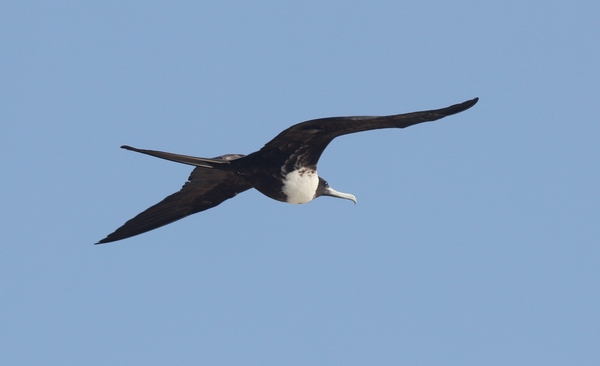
[[1, 1, 599, 365]]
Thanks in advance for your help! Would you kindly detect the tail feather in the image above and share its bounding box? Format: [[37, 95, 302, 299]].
[[121, 145, 232, 168]]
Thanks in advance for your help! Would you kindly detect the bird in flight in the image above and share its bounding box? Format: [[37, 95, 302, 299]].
[[97, 98, 478, 244]]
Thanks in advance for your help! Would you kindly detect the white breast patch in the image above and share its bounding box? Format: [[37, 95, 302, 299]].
[[281, 168, 319, 204]]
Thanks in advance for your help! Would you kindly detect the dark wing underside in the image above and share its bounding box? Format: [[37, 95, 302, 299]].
[[96, 166, 252, 244], [256, 98, 478, 171]]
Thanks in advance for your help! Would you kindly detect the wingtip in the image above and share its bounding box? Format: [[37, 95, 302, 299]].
[[448, 97, 479, 115], [468, 97, 479, 107], [464, 97, 479, 107], [95, 235, 117, 244]]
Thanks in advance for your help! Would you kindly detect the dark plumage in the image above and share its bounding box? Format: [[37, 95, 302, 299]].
[[97, 97, 478, 244]]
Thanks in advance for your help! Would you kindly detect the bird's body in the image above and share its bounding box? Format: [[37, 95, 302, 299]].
[[279, 168, 319, 204], [97, 98, 478, 244]]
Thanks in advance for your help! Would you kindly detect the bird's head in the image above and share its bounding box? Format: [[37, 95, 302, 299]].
[[315, 177, 357, 204]]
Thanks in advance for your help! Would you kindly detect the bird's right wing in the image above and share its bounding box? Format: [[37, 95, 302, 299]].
[[256, 98, 478, 171], [96, 164, 252, 244]]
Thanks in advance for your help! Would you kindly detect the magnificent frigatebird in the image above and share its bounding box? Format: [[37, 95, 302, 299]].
[[97, 97, 478, 244]]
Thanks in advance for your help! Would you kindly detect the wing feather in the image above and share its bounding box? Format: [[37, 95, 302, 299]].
[[96, 167, 251, 244], [258, 98, 478, 169]]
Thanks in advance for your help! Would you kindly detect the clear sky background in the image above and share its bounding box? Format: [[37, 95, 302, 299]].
[[1, 1, 599, 365]]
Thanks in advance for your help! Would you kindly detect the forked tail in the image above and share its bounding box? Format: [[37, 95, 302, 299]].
[[120, 145, 244, 168]]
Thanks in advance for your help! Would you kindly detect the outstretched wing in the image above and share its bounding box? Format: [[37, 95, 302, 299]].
[[257, 98, 478, 172], [96, 164, 252, 244]]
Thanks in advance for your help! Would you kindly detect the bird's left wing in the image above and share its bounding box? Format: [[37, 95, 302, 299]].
[[96, 157, 251, 244]]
